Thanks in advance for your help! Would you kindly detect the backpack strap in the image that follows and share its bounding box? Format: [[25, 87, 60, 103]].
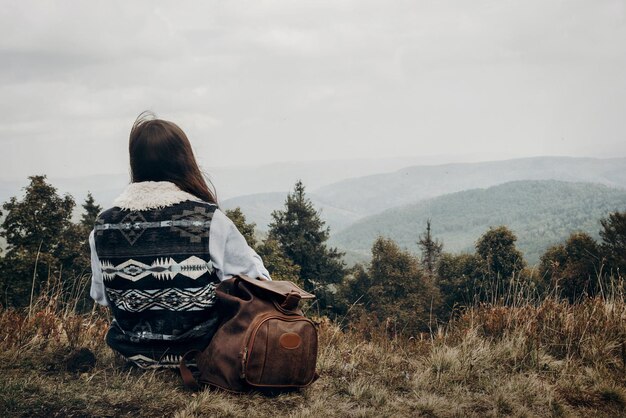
[[179, 350, 201, 391], [280, 291, 302, 310]]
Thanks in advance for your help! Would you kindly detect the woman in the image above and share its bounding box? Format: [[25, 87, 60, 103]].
[[89, 111, 271, 368]]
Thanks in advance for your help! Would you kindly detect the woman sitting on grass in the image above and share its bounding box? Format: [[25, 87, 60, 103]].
[[88, 111, 271, 368]]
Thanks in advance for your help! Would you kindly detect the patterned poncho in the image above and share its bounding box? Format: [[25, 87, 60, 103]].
[[89, 180, 271, 368]]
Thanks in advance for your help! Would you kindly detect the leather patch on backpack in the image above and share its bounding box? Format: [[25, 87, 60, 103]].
[[279, 332, 302, 350]]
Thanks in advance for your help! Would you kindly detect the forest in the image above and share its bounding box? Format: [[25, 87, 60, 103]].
[[330, 180, 626, 265], [1, 175, 625, 330]]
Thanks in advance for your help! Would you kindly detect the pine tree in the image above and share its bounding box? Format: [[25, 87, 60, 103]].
[[417, 219, 443, 278], [225, 207, 300, 284], [0, 175, 85, 306], [475, 226, 526, 279], [255, 238, 301, 284], [1, 175, 74, 255], [475, 226, 526, 302], [268, 180, 346, 301], [540, 232, 602, 301], [436, 252, 484, 314], [80, 191, 103, 230], [599, 211, 626, 277], [225, 207, 257, 248], [339, 237, 441, 335]]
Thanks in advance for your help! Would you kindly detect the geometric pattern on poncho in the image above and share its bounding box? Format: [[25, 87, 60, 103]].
[[94, 207, 214, 246], [118, 211, 148, 245], [126, 354, 194, 369], [105, 284, 217, 312], [169, 206, 213, 243], [99, 256, 214, 281]]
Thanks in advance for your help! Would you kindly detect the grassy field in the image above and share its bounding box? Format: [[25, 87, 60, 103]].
[[1, 294, 626, 417]]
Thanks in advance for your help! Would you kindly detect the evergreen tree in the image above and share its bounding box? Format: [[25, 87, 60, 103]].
[[225, 207, 301, 284], [255, 238, 301, 284], [225, 207, 257, 248], [436, 252, 484, 314], [540, 232, 601, 302], [1, 175, 74, 255], [599, 211, 626, 277], [80, 191, 103, 231], [75, 192, 104, 288], [339, 236, 441, 335], [474, 226, 526, 302], [475, 226, 526, 279], [539, 244, 568, 284], [418, 219, 443, 278], [268, 180, 346, 303], [562, 232, 601, 300], [0, 175, 87, 306]]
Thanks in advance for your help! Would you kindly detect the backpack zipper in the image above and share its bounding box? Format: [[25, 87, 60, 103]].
[[240, 312, 274, 379], [240, 347, 248, 379]]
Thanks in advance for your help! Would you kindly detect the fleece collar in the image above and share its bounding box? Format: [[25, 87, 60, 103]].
[[112, 181, 204, 211]]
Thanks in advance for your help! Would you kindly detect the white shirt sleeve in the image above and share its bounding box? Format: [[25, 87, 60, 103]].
[[209, 208, 272, 281], [89, 229, 109, 306]]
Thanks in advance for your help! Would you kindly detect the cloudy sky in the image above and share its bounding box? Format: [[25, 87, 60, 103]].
[[1, 0, 625, 181]]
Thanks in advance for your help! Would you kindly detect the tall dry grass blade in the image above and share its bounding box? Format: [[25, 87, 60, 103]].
[[28, 239, 44, 318]]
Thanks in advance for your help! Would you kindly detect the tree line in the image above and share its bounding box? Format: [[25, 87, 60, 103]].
[[1, 175, 625, 336]]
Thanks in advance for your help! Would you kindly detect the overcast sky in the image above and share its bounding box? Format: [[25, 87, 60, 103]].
[[1, 0, 625, 181]]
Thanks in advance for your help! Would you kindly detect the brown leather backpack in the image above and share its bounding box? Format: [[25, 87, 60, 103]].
[[179, 275, 319, 393]]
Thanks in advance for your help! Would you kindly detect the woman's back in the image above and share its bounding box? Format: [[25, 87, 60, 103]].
[[89, 113, 271, 367], [92, 182, 220, 366]]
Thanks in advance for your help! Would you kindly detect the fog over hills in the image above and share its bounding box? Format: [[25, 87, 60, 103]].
[[206, 154, 463, 200], [313, 156, 626, 216], [329, 180, 626, 265], [223, 156, 626, 232]]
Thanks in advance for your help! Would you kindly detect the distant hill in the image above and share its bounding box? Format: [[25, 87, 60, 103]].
[[206, 155, 456, 200], [328, 180, 626, 265], [314, 156, 626, 217], [4, 156, 626, 230], [223, 156, 626, 233]]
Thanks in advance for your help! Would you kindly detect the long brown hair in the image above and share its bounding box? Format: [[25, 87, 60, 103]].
[[128, 111, 218, 204]]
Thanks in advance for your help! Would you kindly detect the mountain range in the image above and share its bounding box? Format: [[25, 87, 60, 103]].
[[222, 156, 626, 233], [328, 180, 626, 265]]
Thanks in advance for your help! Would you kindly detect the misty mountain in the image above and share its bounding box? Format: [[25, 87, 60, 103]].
[[328, 180, 626, 265], [222, 156, 626, 233], [313, 156, 626, 217], [207, 155, 458, 200]]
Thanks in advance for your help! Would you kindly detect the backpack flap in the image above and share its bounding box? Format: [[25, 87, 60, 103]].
[[235, 275, 316, 302]]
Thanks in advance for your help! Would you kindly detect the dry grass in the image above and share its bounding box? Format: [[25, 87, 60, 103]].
[[1, 290, 626, 417]]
